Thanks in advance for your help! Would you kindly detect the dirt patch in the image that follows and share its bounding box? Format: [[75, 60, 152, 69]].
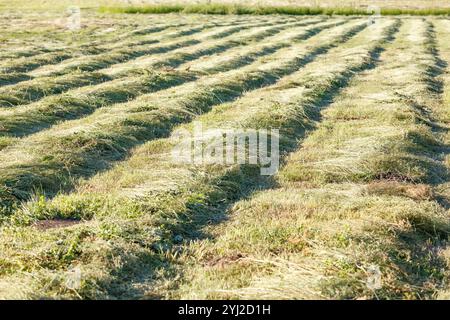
[[365, 181, 434, 200], [205, 253, 246, 268], [33, 219, 81, 231]]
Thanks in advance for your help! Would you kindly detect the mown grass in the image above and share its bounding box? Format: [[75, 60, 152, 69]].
[[0, 21, 163, 75], [0, 18, 401, 298], [0, 15, 273, 86], [434, 19, 450, 299], [31, 25, 228, 77], [2, 18, 320, 103], [187, 18, 449, 300], [0, 19, 327, 138], [99, 4, 450, 16], [0, 12, 449, 300], [1, 19, 305, 98], [0, 19, 247, 85], [281, 20, 447, 185], [0, 19, 360, 209]]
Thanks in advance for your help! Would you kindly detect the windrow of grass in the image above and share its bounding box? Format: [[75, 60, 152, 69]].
[[0, 18, 337, 140], [0, 20, 285, 105], [87, 15, 281, 50], [0, 51, 76, 74], [6, 15, 282, 77], [0, 14, 164, 60], [0, 18, 318, 107], [0, 22, 180, 86], [28, 18, 273, 78], [100, 4, 450, 16], [179, 19, 335, 74], [0, 42, 69, 60], [65, 15, 287, 52], [0, 18, 399, 299], [0, 19, 363, 211], [172, 18, 450, 300], [0, 18, 260, 88], [100, 18, 324, 77], [434, 20, 450, 122], [280, 19, 447, 185], [0, 13, 264, 62], [433, 18, 450, 300], [0, 15, 286, 81], [0, 22, 159, 75]]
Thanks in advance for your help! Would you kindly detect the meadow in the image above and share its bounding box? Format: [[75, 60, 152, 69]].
[[0, 1, 449, 299]]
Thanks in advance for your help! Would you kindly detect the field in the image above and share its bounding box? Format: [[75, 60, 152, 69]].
[[0, 2, 449, 300]]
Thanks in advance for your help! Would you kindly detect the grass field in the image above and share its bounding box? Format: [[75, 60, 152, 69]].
[[0, 2, 449, 300]]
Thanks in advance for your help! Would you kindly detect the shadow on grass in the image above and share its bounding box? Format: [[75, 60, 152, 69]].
[[0, 20, 362, 211], [92, 23, 405, 299]]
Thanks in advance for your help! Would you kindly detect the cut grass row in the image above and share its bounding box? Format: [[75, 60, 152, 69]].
[[28, 19, 268, 78], [0, 14, 265, 63], [171, 18, 450, 300], [281, 20, 446, 185], [0, 19, 360, 212], [0, 18, 399, 298], [0, 25, 121, 60], [0, 19, 335, 140], [0, 24, 178, 85], [0, 18, 317, 106], [0, 19, 214, 62], [56, 18, 321, 78], [0, 18, 260, 86], [0, 20, 278, 100], [0, 21, 175, 73], [180, 19, 335, 74], [434, 18, 450, 299]]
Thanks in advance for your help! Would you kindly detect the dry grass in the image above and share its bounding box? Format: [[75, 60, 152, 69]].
[[170, 18, 450, 300], [0, 7, 448, 300], [0, 17, 410, 299], [0, 18, 355, 204]]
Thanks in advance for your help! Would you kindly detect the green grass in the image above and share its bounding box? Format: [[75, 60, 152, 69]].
[[169, 18, 450, 300], [99, 4, 450, 16], [0, 19, 360, 207], [0, 18, 405, 298], [0, 19, 326, 138], [0, 21, 246, 82], [281, 20, 447, 185], [0, 12, 449, 300]]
